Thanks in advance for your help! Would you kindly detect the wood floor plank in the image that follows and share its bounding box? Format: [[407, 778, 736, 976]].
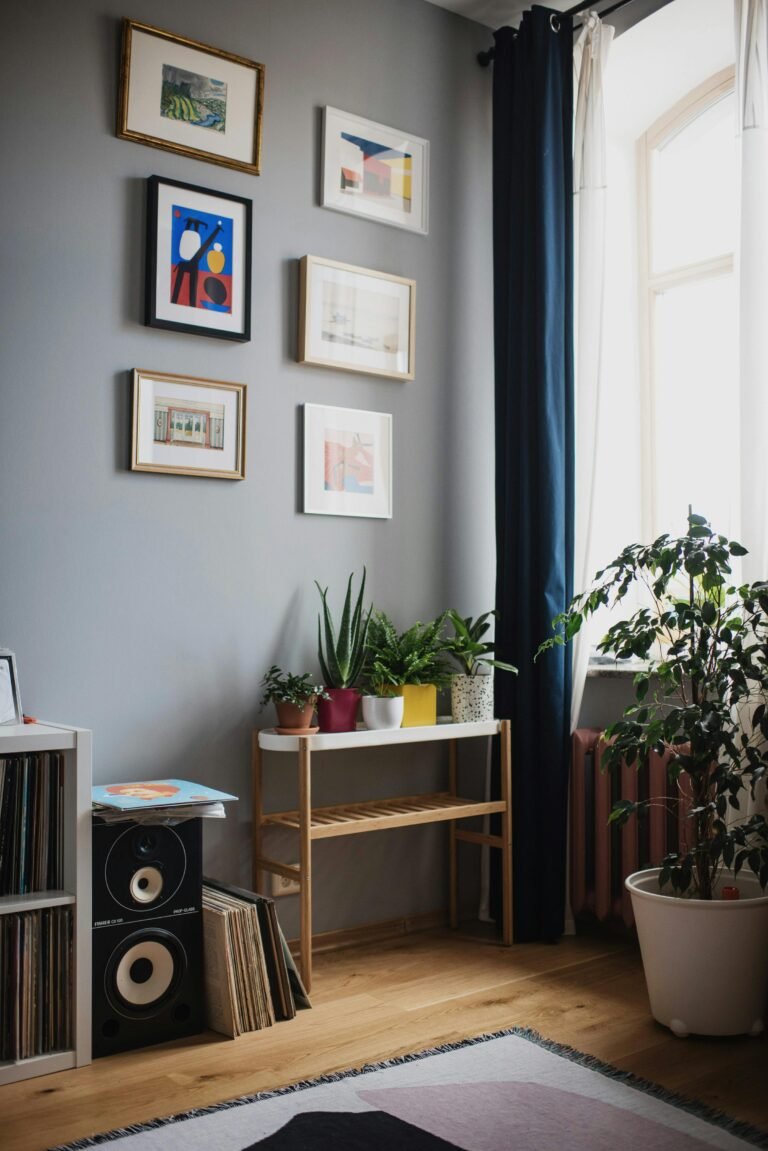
[[0, 930, 765, 1151]]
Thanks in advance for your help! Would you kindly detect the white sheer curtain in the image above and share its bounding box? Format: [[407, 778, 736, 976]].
[[736, 0, 768, 584], [571, 14, 614, 732]]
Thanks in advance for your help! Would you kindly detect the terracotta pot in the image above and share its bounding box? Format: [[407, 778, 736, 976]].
[[626, 868, 768, 1037], [451, 673, 494, 723], [316, 687, 361, 733], [274, 698, 317, 734], [362, 695, 404, 730]]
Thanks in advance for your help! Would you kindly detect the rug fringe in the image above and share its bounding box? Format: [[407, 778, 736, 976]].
[[48, 1026, 768, 1150]]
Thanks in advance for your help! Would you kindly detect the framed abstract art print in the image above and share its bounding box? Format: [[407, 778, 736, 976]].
[[303, 403, 392, 519], [145, 176, 251, 341]]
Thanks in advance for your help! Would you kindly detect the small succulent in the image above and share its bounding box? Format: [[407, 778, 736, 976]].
[[315, 569, 371, 689]]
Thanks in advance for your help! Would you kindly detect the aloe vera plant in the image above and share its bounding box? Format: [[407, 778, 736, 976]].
[[315, 569, 371, 689]]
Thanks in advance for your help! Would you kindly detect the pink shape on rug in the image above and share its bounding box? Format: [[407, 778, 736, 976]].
[[357, 1081, 718, 1151]]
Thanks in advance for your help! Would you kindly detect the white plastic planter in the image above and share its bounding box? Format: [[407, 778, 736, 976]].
[[451, 673, 494, 723], [362, 695, 404, 730], [626, 868, 768, 1037]]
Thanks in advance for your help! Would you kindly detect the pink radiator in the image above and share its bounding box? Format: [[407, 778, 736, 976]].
[[571, 729, 689, 927]]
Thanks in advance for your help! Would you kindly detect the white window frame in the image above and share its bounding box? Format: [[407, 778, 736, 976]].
[[636, 65, 735, 540]]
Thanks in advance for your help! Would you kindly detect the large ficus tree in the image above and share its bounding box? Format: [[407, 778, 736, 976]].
[[539, 513, 768, 899]]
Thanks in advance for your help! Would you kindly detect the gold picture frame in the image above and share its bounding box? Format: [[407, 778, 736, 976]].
[[117, 19, 265, 176], [299, 256, 416, 381], [131, 369, 247, 480]]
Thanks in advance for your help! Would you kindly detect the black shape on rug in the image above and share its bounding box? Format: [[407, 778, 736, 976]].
[[246, 1109, 461, 1149]]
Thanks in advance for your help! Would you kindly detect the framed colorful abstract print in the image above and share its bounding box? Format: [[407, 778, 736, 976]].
[[132, 369, 246, 480], [118, 20, 265, 175], [303, 403, 392, 519], [321, 107, 429, 234], [299, 256, 415, 380], [146, 176, 251, 341]]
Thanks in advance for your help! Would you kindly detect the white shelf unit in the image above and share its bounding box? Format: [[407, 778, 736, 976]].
[[0, 721, 92, 1085], [254, 719, 513, 992]]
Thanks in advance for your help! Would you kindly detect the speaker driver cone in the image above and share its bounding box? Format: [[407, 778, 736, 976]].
[[106, 930, 185, 1016], [129, 865, 164, 904]]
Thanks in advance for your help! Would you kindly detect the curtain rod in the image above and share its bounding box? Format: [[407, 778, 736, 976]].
[[477, 0, 635, 66]]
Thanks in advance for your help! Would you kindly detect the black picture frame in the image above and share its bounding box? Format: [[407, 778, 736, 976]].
[[145, 175, 252, 341]]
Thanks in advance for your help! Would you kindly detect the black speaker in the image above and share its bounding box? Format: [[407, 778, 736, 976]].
[[92, 818, 203, 1057]]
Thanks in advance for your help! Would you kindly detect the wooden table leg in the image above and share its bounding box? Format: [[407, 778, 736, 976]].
[[252, 729, 263, 893], [499, 719, 513, 944], [298, 737, 313, 992], [448, 739, 458, 929]]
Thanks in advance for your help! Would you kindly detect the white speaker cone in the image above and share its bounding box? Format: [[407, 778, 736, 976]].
[[114, 941, 175, 1006], [130, 866, 164, 904]]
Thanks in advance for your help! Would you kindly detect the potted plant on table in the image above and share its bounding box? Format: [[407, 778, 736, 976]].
[[538, 512, 768, 1037], [364, 610, 451, 727], [260, 666, 329, 734], [315, 569, 371, 733], [446, 610, 518, 723]]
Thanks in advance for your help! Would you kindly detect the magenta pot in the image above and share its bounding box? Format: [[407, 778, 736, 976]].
[[316, 687, 361, 733]]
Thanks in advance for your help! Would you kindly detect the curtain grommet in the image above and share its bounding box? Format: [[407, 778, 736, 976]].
[[550, 13, 561, 33]]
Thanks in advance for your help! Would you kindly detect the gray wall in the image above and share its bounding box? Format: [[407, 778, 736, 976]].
[[0, 0, 494, 935]]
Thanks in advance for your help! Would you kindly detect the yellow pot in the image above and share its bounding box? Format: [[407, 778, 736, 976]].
[[395, 684, 437, 727]]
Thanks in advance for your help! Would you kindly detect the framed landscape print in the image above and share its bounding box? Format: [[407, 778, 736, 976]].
[[118, 20, 265, 175], [132, 370, 246, 480], [299, 256, 415, 380], [146, 176, 252, 341], [321, 107, 429, 234], [303, 403, 392, 519]]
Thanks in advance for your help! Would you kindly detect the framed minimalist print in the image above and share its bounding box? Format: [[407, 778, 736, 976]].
[[0, 649, 22, 726], [132, 370, 246, 479], [118, 20, 265, 175], [299, 256, 415, 380], [303, 404, 392, 519], [322, 107, 429, 234], [146, 176, 251, 341]]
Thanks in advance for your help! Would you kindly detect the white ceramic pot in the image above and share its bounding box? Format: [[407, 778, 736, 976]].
[[362, 694, 404, 730], [626, 868, 768, 1037], [451, 673, 494, 723]]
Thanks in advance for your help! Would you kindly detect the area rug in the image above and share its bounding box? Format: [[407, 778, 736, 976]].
[[51, 1028, 768, 1151]]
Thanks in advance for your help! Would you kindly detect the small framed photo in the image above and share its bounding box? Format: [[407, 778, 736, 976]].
[[146, 176, 252, 341], [299, 256, 415, 381], [132, 369, 246, 480], [117, 19, 265, 176], [303, 403, 392, 519], [0, 649, 22, 726], [321, 107, 429, 234]]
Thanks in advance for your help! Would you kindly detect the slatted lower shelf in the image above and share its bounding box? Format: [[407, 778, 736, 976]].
[[263, 792, 507, 839]]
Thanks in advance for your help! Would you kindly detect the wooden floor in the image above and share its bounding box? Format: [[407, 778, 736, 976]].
[[2, 928, 766, 1150]]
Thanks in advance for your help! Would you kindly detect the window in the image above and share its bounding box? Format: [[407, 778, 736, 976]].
[[638, 68, 737, 540]]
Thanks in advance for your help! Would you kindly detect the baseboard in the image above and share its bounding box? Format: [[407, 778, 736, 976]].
[[288, 909, 448, 955]]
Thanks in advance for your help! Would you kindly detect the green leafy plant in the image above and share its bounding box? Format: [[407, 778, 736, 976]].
[[538, 512, 768, 900], [260, 666, 329, 708], [315, 569, 371, 689], [446, 609, 519, 678], [364, 610, 452, 693]]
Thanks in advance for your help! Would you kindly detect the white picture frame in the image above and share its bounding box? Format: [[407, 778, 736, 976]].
[[0, 649, 22, 726], [299, 256, 415, 381], [321, 107, 429, 235], [303, 403, 392, 519]]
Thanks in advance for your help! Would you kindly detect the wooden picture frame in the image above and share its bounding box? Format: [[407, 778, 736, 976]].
[[321, 107, 429, 234], [303, 403, 392, 519], [118, 19, 265, 176], [299, 256, 415, 381], [145, 176, 252, 341], [132, 369, 246, 480]]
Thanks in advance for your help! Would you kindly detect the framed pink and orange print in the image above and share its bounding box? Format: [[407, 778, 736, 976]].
[[303, 403, 392, 519]]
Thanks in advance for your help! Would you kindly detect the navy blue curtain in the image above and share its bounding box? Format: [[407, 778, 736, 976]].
[[491, 9, 574, 942]]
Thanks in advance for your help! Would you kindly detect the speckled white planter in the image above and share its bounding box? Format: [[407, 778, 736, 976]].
[[626, 868, 768, 1037], [362, 695, 404, 730], [450, 674, 494, 724]]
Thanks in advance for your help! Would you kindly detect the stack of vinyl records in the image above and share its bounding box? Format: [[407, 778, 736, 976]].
[[202, 879, 310, 1038], [0, 754, 64, 895], [0, 906, 72, 1060]]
